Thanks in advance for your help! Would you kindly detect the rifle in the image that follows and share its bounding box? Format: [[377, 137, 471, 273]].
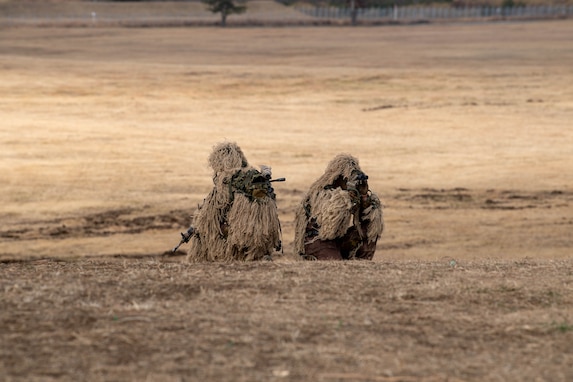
[[259, 165, 286, 183], [173, 174, 285, 252], [171, 226, 196, 253]]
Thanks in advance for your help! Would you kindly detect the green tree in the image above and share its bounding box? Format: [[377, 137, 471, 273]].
[[202, 0, 246, 26]]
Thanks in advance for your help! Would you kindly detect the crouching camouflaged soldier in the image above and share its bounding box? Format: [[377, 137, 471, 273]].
[[293, 154, 384, 260], [186, 142, 282, 262]]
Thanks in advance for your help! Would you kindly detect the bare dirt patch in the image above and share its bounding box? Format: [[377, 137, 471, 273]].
[[2, 188, 572, 261]]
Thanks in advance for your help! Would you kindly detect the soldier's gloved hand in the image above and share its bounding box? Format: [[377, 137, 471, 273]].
[[360, 192, 372, 209], [357, 178, 369, 196], [252, 189, 267, 199], [251, 182, 269, 199], [351, 170, 372, 208], [249, 172, 271, 199], [346, 181, 361, 206]]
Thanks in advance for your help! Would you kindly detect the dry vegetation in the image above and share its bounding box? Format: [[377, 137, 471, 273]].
[[2, 258, 573, 381], [0, 13, 572, 381]]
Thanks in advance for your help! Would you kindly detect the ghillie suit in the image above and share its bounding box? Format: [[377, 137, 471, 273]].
[[294, 154, 384, 260], [187, 142, 282, 262]]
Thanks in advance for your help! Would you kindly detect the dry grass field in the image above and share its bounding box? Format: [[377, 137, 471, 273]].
[[1, 13, 573, 381], [2, 259, 572, 381]]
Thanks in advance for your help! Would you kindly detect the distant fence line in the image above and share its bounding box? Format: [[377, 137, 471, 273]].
[[1, 4, 572, 26], [295, 4, 573, 21]]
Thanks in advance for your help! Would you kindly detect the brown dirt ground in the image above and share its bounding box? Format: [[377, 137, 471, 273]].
[[1, 259, 572, 381], [0, 15, 572, 381]]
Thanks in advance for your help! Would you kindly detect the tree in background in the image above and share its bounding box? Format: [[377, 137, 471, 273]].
[[202, 0, 246, 26], [344, 0, 368, 25]]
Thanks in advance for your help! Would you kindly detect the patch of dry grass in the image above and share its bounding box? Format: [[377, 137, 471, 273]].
[[1, 258, 572, 381]]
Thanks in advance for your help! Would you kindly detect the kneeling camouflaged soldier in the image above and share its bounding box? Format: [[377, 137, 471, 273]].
[[186, 141, 282, 262], [293, 154, 384, 260]]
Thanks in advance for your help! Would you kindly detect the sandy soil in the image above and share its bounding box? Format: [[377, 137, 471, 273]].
[[0, 19, 572, 381]]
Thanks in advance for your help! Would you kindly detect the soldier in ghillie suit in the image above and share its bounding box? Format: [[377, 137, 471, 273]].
[[294, 154, 384, 261], [186, 142, 282, 262]]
